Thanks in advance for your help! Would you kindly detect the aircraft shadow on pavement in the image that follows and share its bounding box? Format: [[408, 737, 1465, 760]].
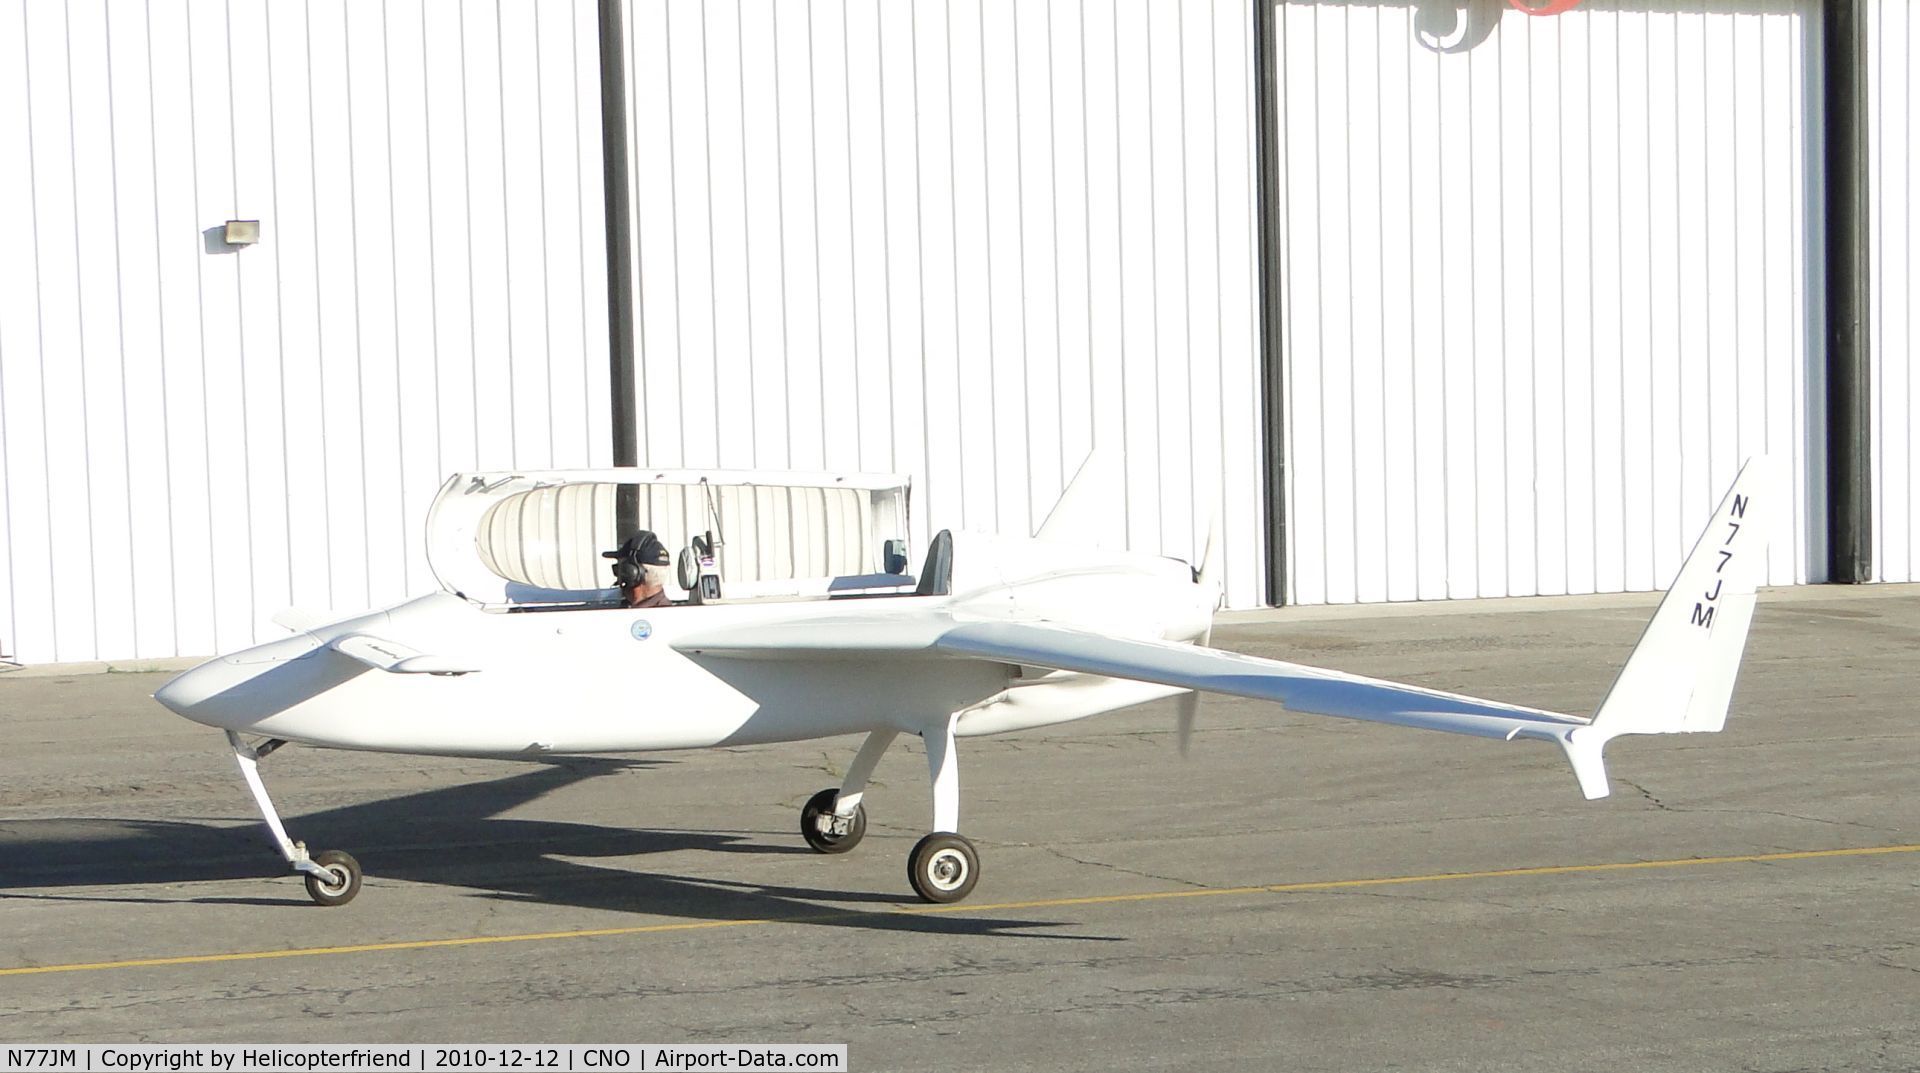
[[0, 759, 1097, 941]]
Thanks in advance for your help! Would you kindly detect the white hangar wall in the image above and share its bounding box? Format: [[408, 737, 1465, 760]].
[[0, 0, 1268, 665], [613, 0, 1270, 610], [1869, 0, 1920, 583], [10, 0, 1904, 662], [0, 0, 613, 664], [1270, 0, 1820, 604]]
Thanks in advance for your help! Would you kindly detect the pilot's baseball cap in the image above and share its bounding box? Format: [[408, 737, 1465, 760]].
[[603, 529, 671, 568]]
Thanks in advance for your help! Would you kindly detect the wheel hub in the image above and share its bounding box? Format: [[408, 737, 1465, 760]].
[[928, 849, 966, 889]]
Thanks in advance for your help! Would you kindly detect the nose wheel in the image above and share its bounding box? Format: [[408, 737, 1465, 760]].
[[302, 849, 363, 907], [800, 787, 867, 853]]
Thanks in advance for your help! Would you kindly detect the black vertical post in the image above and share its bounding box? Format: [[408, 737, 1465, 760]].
[[1252, 0, 1288, 606], [1824, 0, 1872, 583], [599, 0, 641, 538]]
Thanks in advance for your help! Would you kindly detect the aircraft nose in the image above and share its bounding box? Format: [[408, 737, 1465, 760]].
[[154, 661, 243, 727], [155, 633, 329, 728]]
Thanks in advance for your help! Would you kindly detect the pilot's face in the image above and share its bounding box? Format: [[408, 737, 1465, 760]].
[[624, 570, 663, 606]]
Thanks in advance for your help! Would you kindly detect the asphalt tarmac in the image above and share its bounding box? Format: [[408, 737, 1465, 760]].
[[2, 588, 1916, 1071]]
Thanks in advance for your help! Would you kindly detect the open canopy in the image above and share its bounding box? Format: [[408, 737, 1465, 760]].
[[425, 468, 913, 606]]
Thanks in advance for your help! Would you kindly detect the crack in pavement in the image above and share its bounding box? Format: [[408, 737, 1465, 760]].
[[1032, 844, 1212, 890], [1613, 783, 1903, 836]]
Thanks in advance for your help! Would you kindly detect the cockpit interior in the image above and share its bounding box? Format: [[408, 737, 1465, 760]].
[[426, 472, 939, 611]]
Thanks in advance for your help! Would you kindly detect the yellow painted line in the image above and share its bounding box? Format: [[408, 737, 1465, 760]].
[[2, 843, 1914, 978]]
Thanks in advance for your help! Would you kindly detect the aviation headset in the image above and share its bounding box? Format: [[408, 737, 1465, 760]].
[[603, 530, 671, 588]]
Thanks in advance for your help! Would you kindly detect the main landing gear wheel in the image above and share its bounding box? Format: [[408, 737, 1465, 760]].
[[907, 833, 979, 904], [801, 788, 867, 854], [302, 849, 362, 907]]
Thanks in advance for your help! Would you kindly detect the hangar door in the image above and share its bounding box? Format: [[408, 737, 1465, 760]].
[[1269, 0, 1819, 604], [611, 0, 1270, 609]]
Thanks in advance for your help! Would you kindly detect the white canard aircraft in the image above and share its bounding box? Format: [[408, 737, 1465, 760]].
[[155, 453, 1775, 907]]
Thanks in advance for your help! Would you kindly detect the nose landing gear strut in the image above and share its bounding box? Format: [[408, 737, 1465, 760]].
[[227, 731, 363, 906]]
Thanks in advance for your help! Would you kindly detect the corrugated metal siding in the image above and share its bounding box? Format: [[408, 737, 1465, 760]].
[[0, 0, 1265, 664], [618, 0, 1268, 610], [1272, 0, 1818, 604], [0, 0, 611, 663], [1870, 0, 1917, 583]]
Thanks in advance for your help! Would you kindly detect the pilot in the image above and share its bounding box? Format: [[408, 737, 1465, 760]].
[[604, 530, 675, 608]]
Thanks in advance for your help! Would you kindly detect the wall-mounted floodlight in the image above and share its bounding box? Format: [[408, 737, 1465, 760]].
[[223, 220, 260, 246]]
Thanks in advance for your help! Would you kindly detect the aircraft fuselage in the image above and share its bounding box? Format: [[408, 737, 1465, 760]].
[[155, 537, 1213, 757]]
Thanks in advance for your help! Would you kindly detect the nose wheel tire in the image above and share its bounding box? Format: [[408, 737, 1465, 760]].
[[302, 849, 362, 907], [907, 833, 979, 903], [800, 788, 867, 854]]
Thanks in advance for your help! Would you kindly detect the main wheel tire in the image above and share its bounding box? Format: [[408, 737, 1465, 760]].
[[907, 833, 979, 904], [303, 849, 362, 907], [800, 788, 867, 854]]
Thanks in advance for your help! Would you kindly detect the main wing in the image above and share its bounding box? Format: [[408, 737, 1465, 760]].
[[677, 614, 1586, 736], [935, 620, 1588, 743], [679, 456, 1775, 800], [680, 613, 1600, 787]]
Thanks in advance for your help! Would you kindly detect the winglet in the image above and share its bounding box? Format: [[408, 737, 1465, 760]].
[[1590, 456, 1774, 736], [1558, 456, 1775, 797]]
